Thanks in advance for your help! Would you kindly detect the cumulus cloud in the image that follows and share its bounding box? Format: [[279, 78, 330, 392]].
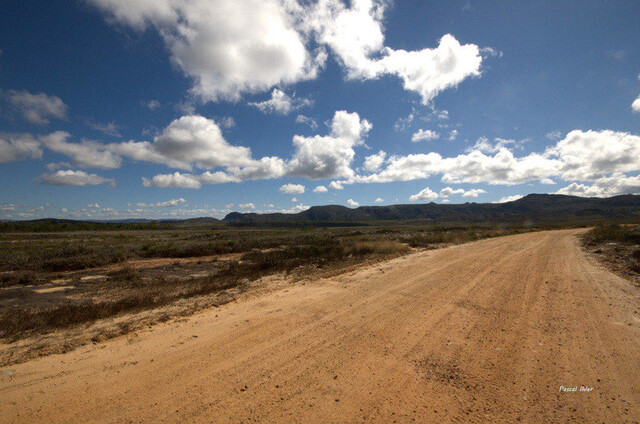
[[0, 133, 42, 163], [88, 0, 323, 101], [448, 129, 459, 141], [461, 188, 486, 198], [409, 187, 438, 202], [345, 129, 640, 187], [199, 171, 241, 184], [329, 181, 344, 190], [439, 187, 464, 198], [279, 183, 305, 194], [411, 129, 439, 142], [239, 203, 255, 210], [497, 194, 524, 203], [363, 150, 386, 172], [313, 185, 328, 193], [306, 1, 484, 104], [39, 170, 115, 186], [142, 172, 202, 189], [436, 187, 486, 198], [89, 0, 485, 104], [547, 130, 640, 181], [465, 136, 524, 154], [249, 89, 312, 115], [540, 178, 555, 185], [346, 198, 359, 207], [286, 110, 371, 179], [6, 90, 68, 125], [40, 131, 122, 169], [379, 34, 483, 104], [348, 148, 560, 186], [374, 197, 383, 203], [110, 115, 253, 170], [555, 173, 640, 197], [137, 198, 186, 207]]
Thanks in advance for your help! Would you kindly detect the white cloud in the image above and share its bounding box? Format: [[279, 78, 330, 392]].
[[632, 96, 640, 113], [349, 147, 560, 186], [249, 89, 312, 115], [540, 178, 555, 185], [346, 198, 359, 207], [231, 156, 286, 181], [379, 34, 483, 104], [465, 136, 525, 154], [40, 131, 122, 169], [111, 115, 253, 170], [363, 150, 386, 172], [296, 114, 318, 129], [6, 90, 68, 125], [87, 203, 101, 208], [409, 187, 438, 202], [0, 133, 42, 163], [411, 129, 439, 142], [90, 1, 485, 104], [199, 171, 241, 184], [307, 1, 484, 104], [39, 170, 115, 186], [239, 203, 255, 210], [439, 187, 464, 198], [461, 188, 486, 198], [349, 129, 640, 188], [88, 0, 323, 101], [547, 130, 640, 181], [142, 172, 202, 189], [138, 198, 186, 207], [374, 197, 383, 203], [555, 173, 640, 197], [448, 129, 459, 141], [286, 110, 371, 179], [497, 194, 524, 203], [438, 187, 484, 198], [279, 183, 305, 194], [329, 181, 344, 190], [313, 185, 328, 193]]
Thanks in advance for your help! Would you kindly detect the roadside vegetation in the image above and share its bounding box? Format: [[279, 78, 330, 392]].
[[583, 224, 640, 282], [0, 223, 544, 359]]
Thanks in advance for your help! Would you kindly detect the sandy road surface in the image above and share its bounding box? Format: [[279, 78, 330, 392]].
[[2, 229, 640, 423]]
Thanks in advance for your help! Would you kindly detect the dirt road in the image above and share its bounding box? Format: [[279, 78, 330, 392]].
[[2, 229, 640, 422]]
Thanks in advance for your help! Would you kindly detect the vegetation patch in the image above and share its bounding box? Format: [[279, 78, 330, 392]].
[[583, 224, 640, 285]]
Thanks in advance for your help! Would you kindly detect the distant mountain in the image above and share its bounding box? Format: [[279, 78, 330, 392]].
[[223, 194, 640, 225], [4, 194, 640, 231]]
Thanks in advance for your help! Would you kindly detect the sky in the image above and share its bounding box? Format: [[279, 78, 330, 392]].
[[0, 0, 639, 220]]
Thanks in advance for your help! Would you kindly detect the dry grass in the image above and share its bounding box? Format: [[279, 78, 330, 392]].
[[583, 224, 640, 284], [0, 224, 536, 343]]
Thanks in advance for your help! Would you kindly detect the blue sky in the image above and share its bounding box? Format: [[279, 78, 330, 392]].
[[1, 0, 639, 220]]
